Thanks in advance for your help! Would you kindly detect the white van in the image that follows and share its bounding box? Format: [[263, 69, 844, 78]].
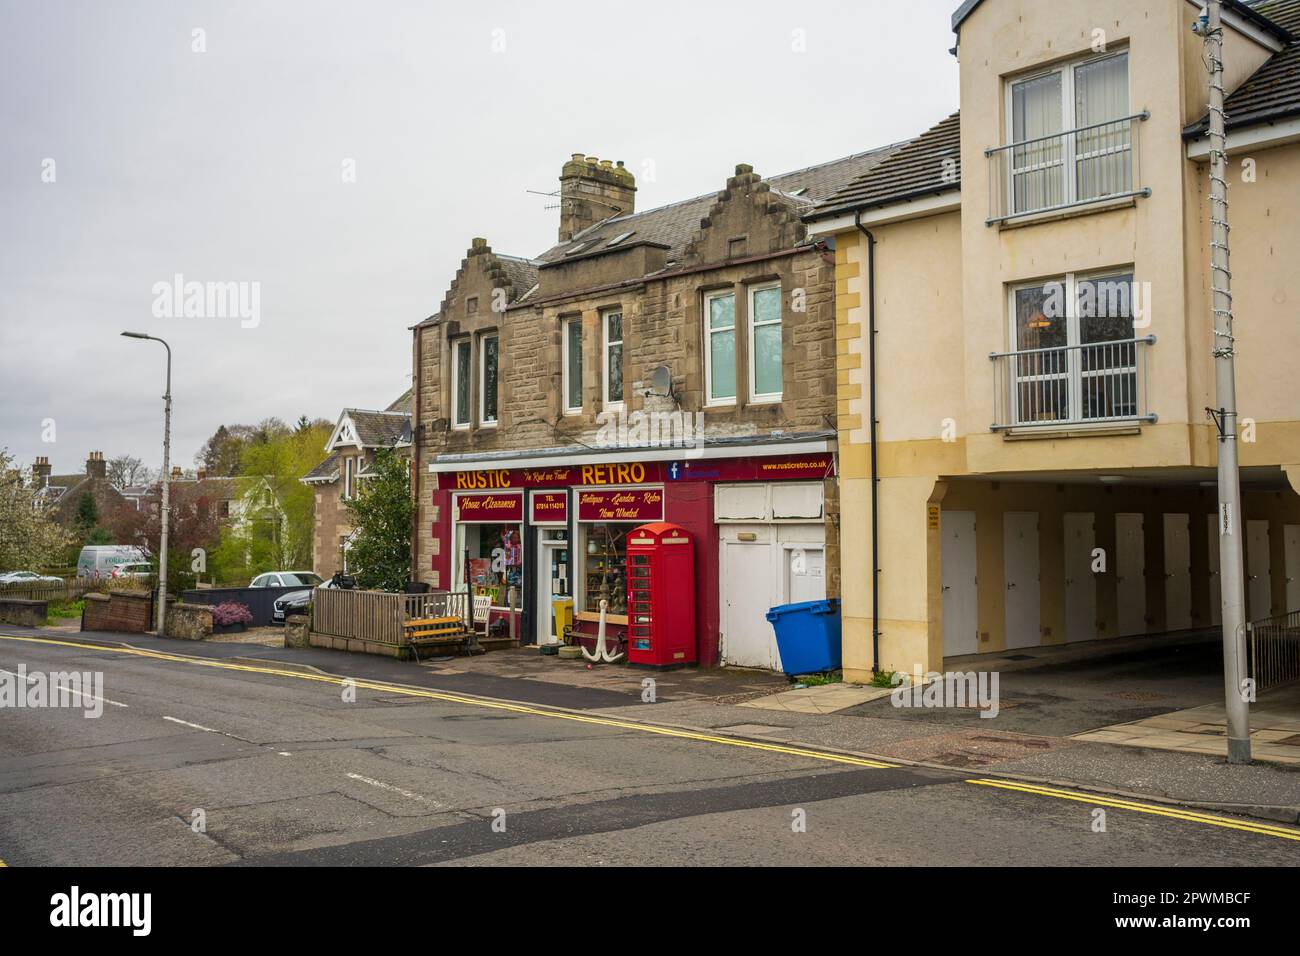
[[76, 546, 148, 580]]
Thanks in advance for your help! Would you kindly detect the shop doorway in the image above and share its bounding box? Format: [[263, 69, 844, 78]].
[[534, 530, 569, 644]]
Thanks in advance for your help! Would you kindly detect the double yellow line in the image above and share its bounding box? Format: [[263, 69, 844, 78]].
[[0, 633, 893, 769], [967, 778, 1300, 842], [4, 631, 1299, 845]]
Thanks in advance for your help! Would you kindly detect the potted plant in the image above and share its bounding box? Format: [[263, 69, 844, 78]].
[[211, 601, 253, 634]]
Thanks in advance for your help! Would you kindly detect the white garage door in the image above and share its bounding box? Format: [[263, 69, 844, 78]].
[[719, 524, 825, 672]]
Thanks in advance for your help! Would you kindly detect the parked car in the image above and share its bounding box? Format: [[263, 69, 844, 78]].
[[110, 562, 154, 583], [270, 575, 341, 624], [0, 570, 64, 586], [250, 571, 323, 588], [76, 545, 147, 580]]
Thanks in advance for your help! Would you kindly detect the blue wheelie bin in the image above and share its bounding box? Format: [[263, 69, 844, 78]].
[[764, 598, 842, 675]]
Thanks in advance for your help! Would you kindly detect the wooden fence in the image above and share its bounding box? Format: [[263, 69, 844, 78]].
[[0, 579, 95, 603], [312, 589, 471, 645]]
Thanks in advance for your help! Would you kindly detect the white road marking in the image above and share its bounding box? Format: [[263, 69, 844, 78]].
[[162, 715, 220, 733], [0, 667, 128, 708], [345, 772, 437, 805]]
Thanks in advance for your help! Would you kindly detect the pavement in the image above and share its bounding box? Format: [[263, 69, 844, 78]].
[[1, 627, 1297, 866]]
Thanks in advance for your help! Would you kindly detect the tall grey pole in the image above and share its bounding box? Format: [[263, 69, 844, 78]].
[[1205, 1, 1251, 763], [122, 332, 172, 635]]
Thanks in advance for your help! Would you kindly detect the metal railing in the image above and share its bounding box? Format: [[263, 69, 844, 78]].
[[987, 111, 1150, 223], [990, 335, 1157, 431], [1248, 609, 1300, 692]]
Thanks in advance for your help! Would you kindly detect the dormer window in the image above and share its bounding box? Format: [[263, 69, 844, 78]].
[[451, 338, 472, 429]]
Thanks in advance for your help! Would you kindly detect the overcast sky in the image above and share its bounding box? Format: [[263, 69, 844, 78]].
[[0, 0, 959, 475]]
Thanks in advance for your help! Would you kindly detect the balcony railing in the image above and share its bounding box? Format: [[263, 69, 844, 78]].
[[990, 336, 1157, 431], [986, 112, 1150, 224]]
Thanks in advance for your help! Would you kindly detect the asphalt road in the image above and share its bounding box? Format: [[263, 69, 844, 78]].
[[0, 632, 1296, 867]]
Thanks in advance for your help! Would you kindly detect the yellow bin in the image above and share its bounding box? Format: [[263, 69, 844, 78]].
[[551, 597, 575, 643]]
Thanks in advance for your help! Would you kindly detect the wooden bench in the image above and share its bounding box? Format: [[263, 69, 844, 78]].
[[402, 616, 473, 661]]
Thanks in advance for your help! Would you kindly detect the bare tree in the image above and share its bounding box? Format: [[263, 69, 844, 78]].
[[107, 454, 151, 489]]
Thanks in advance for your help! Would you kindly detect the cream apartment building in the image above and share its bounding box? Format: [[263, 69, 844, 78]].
[[807, 0, 1300, 681]]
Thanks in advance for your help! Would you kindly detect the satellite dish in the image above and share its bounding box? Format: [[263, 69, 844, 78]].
[[649, 365, 673, 397]]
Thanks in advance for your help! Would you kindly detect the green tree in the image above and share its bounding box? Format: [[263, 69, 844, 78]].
[[208, 420, 332, 583], [343, 449, 412, 591], [73, 491, 100, 538], [0, 449, 75, 571]]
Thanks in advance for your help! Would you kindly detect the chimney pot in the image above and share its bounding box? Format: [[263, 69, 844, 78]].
[[557, 151, 637, 242], [85, 452, 107, 479]]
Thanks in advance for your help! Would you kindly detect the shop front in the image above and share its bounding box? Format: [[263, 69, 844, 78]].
[[428, 446, 835, 668]]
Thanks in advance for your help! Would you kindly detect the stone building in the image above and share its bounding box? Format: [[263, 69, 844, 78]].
[[410, 147, 896, 669], [302, 391, 412, 580]]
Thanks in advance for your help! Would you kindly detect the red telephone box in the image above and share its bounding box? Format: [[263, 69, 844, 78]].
[[626, 522, 696, 668]]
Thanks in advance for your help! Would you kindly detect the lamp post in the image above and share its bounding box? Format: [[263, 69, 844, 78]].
[[122, 332, 172, 634]]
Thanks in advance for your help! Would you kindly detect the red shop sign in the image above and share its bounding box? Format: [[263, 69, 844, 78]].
[[577, 488, 664, 522], [455, 492, 524, 523], [530, 491, 568, 525]]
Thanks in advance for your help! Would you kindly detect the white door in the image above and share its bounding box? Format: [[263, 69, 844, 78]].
[[720, 532, 781, 670], [784, 545, 825, 605], [1285, 525, 1300, 615], [1246, 520, 1272, 620], [534, 538, 566, 644], [1116, 513, 1146, 636], [1063, 512, 1096, 644], [1162, 513, 1192, 631], [942, 511, 979, 656], [1207, 514, 1222, 627], [1003, 512, 1040, 650]]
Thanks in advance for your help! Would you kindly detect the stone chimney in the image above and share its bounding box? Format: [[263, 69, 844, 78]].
[[197, 468, 207, 481], [559, 154, 636, 242], [171, 466, 182, 480], [32, 456, 51, 487], [85, 451, 106, 479]]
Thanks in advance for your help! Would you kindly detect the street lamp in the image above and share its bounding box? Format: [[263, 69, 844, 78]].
[[121, 332, 172, 634]]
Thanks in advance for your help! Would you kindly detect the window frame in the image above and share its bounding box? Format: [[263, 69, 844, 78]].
[[747, 281, 783, 404], [562, 316, 583, 415], [703, 289, 738, 408], [1006, 268, 1138, 426], [601, 308, 624, 410], [1004, 48, 1130, 213], [450, 337, 472, 430], [343, 456, 354, 500], [479, 332, 499, 428]]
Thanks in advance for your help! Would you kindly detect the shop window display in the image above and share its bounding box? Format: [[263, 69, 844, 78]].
[[582, 522, 628, 614], [458, 524, 523, 608]]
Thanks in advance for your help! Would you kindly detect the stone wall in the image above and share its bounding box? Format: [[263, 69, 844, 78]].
[[165, 602, 213, 640], [82, 591, 153, 633], [0, 598, 47, 627]]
